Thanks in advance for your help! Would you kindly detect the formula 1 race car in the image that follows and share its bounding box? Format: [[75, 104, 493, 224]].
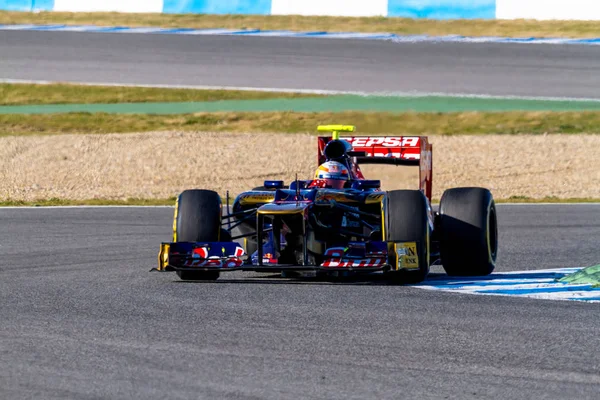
[[157, 125, 498, 283]]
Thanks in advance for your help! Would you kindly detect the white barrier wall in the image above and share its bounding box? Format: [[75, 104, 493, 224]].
[[497, 0, 600, 20], [53, 0, 163, 13], [272, 0, 388, 17]]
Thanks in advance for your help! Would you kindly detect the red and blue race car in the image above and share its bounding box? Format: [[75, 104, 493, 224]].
[[157, 125, 498, 283]]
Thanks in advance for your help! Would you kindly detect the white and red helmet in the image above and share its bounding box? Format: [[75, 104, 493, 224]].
[[311, 161, 350, 189]]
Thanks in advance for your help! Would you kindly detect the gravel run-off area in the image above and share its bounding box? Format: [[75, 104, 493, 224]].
[[1, 131, 598, 201]]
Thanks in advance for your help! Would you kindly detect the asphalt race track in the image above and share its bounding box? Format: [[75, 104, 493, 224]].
[[1, 205, 599, 399], [2, 28, 600, 398], [2, 30, 600, 98]]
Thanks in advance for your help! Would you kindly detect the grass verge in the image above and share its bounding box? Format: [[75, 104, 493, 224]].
[[1, 11, 600, 38], [0, 83, 319, 106], [2, 196, 598, 207], [2, 111, 600, 136]]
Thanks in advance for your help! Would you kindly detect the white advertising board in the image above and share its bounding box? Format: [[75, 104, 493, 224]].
[[53, 0, 164, 13], [271, 0, 388, 17], [497, 0, 600, 20]]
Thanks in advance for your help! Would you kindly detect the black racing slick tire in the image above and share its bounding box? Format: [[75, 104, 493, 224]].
[[174, 189, 222, 242], [439, 187, 498, 276], [383, 190, 431, 284], [174, 189, 222, 281]]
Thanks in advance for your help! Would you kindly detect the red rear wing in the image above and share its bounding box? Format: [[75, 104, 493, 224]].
[[317, 136, 433, 201]]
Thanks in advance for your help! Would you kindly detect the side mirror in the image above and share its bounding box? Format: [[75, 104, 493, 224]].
[[351, 180, 381, 190], [264, 180, 284, 189]]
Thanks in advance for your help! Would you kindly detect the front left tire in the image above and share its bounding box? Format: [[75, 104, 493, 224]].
[[438, 187, 498, 276], [174, 189, 223, 281]]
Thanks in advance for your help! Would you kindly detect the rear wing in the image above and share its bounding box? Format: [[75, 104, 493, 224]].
[[317, 126, 432, 200]]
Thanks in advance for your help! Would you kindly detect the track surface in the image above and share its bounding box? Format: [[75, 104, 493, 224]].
[[1, 205, 599, 399], [2, 30, 600, 98]]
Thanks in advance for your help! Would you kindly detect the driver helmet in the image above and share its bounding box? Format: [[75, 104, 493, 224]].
[[312, 161, 350, 189]]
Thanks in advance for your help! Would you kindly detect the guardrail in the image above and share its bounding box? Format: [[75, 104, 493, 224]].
[[1, 1, 599, 21]]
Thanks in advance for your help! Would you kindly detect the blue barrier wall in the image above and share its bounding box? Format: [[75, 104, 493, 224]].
[[388, 0, 496, 19], [0, 0, 53, 11], [163, 0, 271, 15], [0, 0, 30, 11], [33, 0, 53, 10]]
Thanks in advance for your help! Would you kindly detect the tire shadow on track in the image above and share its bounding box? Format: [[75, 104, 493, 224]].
[[159, 266, 455, 286], [167, 273, 402, 286]]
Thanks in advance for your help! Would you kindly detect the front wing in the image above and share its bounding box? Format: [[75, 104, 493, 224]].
[[156, 241, 420, 273]]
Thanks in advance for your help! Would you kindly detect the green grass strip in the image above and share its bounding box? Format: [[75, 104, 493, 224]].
[[4, 96, 600, 114], [2, 11, 600, 39], [0, 83, 319, 106], [3, 111, 600, 136]]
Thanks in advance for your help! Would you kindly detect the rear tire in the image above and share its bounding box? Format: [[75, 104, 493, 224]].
[[174, 189, 222, 281], [439, 187, 498, 276], [383, 190, 431, 284]]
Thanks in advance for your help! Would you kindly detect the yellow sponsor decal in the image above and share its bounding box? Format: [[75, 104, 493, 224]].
[[394, 242, 419, 270], [238, 193, 275, 205], [365, 193, 385, 204]]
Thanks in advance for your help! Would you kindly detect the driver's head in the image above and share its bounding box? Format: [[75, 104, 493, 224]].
[[311, 161, 350, 189]]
